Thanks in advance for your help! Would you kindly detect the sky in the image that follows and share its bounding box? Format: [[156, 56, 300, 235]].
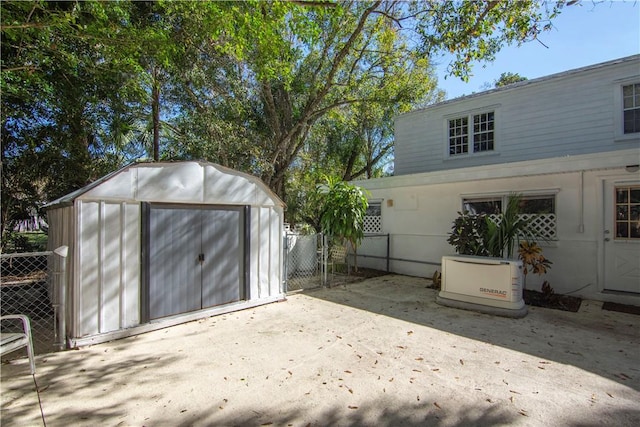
[[435, 1, 640, 100]]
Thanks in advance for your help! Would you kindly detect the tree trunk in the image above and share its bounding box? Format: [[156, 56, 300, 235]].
[[152, 70, 161, 161]]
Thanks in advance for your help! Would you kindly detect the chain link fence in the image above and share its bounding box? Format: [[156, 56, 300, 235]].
[[283, 233, 391, 292], [284, 233, 323, 291], [1, 248, 68, 359]]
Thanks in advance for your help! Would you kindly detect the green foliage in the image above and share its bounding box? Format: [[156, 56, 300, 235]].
[[495, 71, 528, 87], [2, 0, 572, 243], [415, 0, 567, 81], [485, 194, 535, 258], [319, 176, 369, 252], [447, 211, 490, 256], [1, 232, 47, 253], [448, 194, 537, 258]]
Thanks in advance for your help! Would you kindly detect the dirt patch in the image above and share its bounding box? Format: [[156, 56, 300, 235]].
[[330, 268, 388, 286], [523, 289, 582, 313], [602, 301, 640, 316]]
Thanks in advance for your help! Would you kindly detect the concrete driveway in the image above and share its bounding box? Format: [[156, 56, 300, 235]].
[[2, 275, 639, 426]]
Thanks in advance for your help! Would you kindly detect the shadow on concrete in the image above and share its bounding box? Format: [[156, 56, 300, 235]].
[[304, 275, 640, 393], [177, 399, 519, 427], [2, 350, 181, 427]]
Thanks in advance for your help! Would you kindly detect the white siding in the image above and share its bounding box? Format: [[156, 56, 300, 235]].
[[251, 206, 284, 299], [76, 201, 140, 337], [51, 161, 284, 345], [395, 56, 640, 175], [356, 150, 640, 306], [269, 207, 283, 295]]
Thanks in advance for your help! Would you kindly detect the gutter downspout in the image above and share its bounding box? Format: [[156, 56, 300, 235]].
[[578, 170, 585, 233]]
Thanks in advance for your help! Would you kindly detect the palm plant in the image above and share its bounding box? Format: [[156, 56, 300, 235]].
[[448, 193, 537, 259], [485, 193, 536, 258]]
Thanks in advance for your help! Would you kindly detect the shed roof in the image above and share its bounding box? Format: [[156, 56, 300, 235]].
[[45, 161, 284, 209]]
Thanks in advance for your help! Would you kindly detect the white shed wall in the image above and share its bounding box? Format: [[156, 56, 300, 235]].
[[250, 206, 284, 300], [76, 201, 140, 337], [46, 206, 75, 333], [47, 162, 284, 346]]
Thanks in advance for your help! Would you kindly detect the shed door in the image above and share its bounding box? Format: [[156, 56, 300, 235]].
[[144, 204, 247, 320]]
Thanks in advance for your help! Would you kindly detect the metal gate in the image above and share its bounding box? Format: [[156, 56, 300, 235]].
[[1, 247, 68, 357], [283, 233, 324, 291]]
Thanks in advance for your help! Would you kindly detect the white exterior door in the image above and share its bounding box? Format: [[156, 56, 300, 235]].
[[603, 180, 640, 293]]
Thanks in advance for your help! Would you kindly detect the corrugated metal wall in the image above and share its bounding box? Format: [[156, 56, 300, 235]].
[[47, 162, 284, 345], [76, 201, 140, 337]]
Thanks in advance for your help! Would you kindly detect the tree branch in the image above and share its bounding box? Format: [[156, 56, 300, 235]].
[[288, 1, 337, 8]]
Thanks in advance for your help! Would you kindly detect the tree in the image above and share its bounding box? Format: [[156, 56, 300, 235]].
[[2, 0, 573, 243], [319, 176, 369, 271], [1, 1, 148, 242], [415, 0, 566, 80], [494, 71, 528, 87]]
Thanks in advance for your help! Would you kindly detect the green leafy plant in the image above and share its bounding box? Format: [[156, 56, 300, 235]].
[[485, 193, 536, 258], [448, 193, 537, 258], [446, 211, 490, 256], [319, 176, 369, 272]]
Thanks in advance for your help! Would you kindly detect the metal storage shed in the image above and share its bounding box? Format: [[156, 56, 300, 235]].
[[46, 161, 285, 348]]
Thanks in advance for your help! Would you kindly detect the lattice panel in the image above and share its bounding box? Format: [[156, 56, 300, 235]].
[[521, 213, 556, 240], [488, 213, 556, 241], [364, 215, 382, 233]]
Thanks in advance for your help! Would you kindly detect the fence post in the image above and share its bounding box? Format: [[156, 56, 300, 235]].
[[322, 233, 327, 287], [386, 233, 390, 272], [283, 236, 289, 293], [53, 245, 68, 350]]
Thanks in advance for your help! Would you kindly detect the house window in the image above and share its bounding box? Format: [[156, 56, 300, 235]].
[[448, 111, 494, 156], [448, 117, 468, 155], [623, 83, 640, 134], [463, 194, 557, 241], [615, 186, 640, 239], [364, 201, 382, 233]]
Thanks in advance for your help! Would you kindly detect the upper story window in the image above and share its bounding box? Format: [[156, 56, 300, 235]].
[[448, 111, 494, 156], [623, 83, 640, 134]]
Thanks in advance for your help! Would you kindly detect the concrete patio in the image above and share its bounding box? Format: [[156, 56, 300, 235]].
[[1, 274, 639, 426]]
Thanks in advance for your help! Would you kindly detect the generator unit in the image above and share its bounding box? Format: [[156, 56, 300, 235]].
[[437, 255, 528, 318]]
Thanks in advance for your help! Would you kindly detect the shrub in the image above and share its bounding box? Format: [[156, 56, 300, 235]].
[[447, 193, 536, 258]]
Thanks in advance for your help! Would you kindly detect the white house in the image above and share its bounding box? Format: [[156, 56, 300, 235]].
[[354, 55, 640, 306], [46, 161, 285, 347]]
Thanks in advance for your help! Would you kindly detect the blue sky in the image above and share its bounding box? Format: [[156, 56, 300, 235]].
[[436, 1, 640, 99]]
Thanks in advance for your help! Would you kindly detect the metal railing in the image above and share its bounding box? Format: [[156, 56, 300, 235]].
[[1, 247, 68, 358], [350, 233, 390, 272]]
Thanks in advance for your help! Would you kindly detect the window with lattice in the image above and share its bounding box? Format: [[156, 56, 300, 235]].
[[463, 194, 556, 241], [364, 201, 382, 233]]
